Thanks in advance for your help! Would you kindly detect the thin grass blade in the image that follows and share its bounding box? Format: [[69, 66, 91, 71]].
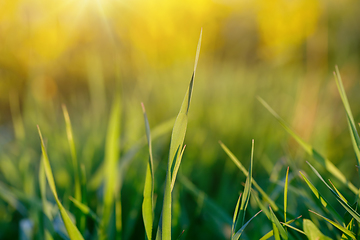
[[284, 166, 289, 223], [231, 193, 242, 237], [37, 126, 84, 240], [161, 29, 202, 240], [141, 103, 155, 240], [236, 139, 254, 229], [334, 66, 360, 171], [62, 105, 81, 203], [219, 141, 278, 211]]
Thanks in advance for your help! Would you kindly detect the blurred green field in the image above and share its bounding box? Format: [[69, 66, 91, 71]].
[[1, 0, 360, 239]]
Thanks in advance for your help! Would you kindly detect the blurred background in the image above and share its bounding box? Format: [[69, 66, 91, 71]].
[[1, 0, 360, 239]]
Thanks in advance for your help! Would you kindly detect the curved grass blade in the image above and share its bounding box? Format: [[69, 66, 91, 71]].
[[231, 193, 242, 237], [219, 141, 278, 211], [37, 126, 84, 240], [171, 145, 186, 191], [69, 197, 100, 224], [141, 103, 155, 240], [284, 166, 289, 223], [303, 219, 332, 240], [62, 105, 81, 203], [309, 210, 356, 239], [62, 105, 84, 232], [269, 206, 288, 240], [161, 29, 202, 240], [307, 161, 360, 223], [281, 222, 306, 235], [299, 171, 343, 223], [236, 139, 254, 230], [334, 66, 360, 172], [258, 96, 359, 196], [101, 95, 122, 239], [232, 210, 262, 240]]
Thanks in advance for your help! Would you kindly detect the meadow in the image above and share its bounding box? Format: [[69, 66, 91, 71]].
[[1, 0, 360, 239]]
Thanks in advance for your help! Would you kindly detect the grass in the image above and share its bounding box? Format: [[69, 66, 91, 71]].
[[2, 36, 360, 240]]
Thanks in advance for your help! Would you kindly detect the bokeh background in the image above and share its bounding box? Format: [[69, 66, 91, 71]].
[[1, 0, 360, 239]]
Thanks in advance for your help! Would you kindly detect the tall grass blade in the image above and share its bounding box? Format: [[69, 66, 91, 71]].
[[309, 210, 356, 239], [334, 66, 360, 171], [37, 126, 84, 240], [284, 166, 289, 223], [258, 96, 359, 196], [101, 95, 121, 238], [141, 103, 155, 240], [236, 139, 254, 229], [232, 210, 262, 240], [62, 105, 84, 232], [161, 29, 202, 240], [62, 105, 81, 203], [219, 141, 278, 211], [303, 219, 332, 240]]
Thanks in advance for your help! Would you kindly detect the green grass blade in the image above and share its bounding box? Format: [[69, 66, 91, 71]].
[[281, 222, 306, 235], [334, 66, 360, 169], [237, 139, 254, 229], [161, 29, 202, 240], [299, 171, 343, 223], [62, 105, 81, 203], [309, 210, 356, 239], [170, 145, 186, 191], [258, 96, 359, 196], [328, 179, 348, 204], [37, 126, 84, 240], [62, 105, 84, 232], [307, 161, 360, 223], [141, 103, 154, 240], [231, 193, 242, 237], [232, 210, 262, 240], [219, 141, 278, 211], [269, 206, 288, 240], [101, 95, 121, 238], [303, 219, 332, 240], [284, 166, 289, 223], [69, 197, 100, 224]]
